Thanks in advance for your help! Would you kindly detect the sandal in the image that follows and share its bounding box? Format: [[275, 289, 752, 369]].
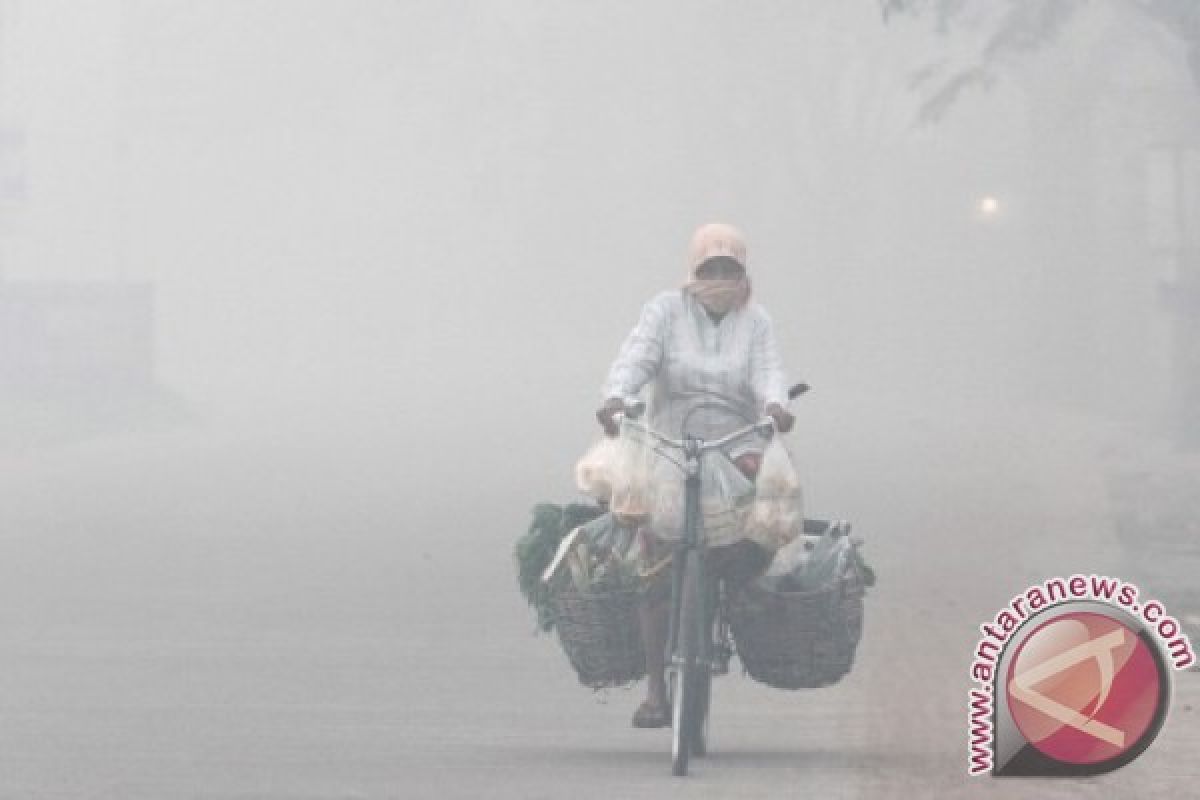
[[632, 700, 671, 729]]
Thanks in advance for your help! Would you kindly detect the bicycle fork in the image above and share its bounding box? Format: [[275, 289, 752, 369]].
[[666, 439, 709, 677]]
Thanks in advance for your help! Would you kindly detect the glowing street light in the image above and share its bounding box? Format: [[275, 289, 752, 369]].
[[978, 195, 1001, 218]]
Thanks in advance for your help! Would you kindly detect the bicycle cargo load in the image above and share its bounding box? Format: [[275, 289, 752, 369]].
[[550, 580, 646, 689], [545, 512, 648, 689], [740, 436, 804, 551], [515, 502, 607, 633], [727, 521, 870, 689]]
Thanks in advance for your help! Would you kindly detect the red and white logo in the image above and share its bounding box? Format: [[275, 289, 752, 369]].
[[1006, 611, 1164, 767]]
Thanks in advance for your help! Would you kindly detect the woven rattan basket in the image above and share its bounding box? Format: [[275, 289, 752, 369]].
[[550, 581, 646, 689], [727, 563, 865, 689]]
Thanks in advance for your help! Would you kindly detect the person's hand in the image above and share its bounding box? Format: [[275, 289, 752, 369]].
[[734, 453, 762, 480], [765, 402, 795, 434], [596, 397, 626, 437]]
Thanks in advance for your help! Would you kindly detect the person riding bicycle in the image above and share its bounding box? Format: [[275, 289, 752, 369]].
[[596, 222, 796, 728]]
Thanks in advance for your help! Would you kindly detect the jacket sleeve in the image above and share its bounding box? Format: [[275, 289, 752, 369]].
[[601, 296, 669, 403], [750, 309, 789, 412]]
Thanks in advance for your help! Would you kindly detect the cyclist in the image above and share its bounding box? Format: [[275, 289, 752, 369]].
[[596, 222, 797, 728]]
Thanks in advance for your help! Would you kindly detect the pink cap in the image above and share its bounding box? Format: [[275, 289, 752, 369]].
[[687, 222, 747, 274]]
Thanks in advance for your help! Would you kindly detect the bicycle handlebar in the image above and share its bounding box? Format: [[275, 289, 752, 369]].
[[615, 415, 775, 453], [613, 381, 808, 452]]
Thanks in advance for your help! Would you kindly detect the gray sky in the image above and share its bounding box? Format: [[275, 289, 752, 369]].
[[3, 0, 1199, 468]]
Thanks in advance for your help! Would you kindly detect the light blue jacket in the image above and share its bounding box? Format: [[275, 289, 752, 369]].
[[602, 289, 791, 460]]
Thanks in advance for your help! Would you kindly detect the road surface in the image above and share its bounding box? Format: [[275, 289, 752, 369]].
[[0, 407, 1196, 798]]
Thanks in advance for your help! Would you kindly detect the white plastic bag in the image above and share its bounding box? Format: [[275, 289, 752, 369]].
[[575, 428, 664, 530], [741, 437, 804, 550], [608, 429, 657, 528], [767, 529, 848, 592], [763, 533, 817, 579], [649, 452, 754, 545], [575, 436, 623, 502], [701, 453, 756, 546], [650, 456, 685, 539]]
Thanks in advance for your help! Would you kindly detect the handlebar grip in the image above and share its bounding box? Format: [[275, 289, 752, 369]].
[[624, 401, 646, 420]]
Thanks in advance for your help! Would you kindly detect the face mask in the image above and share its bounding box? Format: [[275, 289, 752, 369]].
[[685, 277, 750, 314], [694, 256, 745, 281]]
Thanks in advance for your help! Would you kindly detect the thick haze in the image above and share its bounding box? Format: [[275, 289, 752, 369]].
[[2, 3, 1199, 795], [1, 0, 1198, 515]]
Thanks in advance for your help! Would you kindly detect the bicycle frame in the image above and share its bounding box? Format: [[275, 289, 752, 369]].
[[617, 413, 773, 775], [666, 434, 704, 700]]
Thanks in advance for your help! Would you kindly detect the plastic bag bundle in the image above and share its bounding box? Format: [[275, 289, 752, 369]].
[[607, 429, 658, 528], [700, 453, 756, 546], [574, 436, 623, 503], [759, 528, 848, 593], [741, 437, 803, 550], [641, 452, 754, 545], [762, 532, 818, 580], [649, 457, 686, 539], [573, 429, 757, 546], [756, 522, 875, 593]]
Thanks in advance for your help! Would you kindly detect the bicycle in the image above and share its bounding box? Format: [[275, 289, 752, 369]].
[[616, 382, 809, 776]]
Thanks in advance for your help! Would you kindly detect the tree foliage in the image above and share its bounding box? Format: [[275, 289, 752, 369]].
[[881, 0, 1200, 121]]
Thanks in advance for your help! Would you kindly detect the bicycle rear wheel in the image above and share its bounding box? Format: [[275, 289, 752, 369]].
[[690, 578, 723, 758], [691, 653, 711, 758], [671, 550, 704, 776]]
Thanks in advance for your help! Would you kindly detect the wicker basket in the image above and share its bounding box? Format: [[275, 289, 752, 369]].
[[550, 581, 646, 689], [727, 563, 865, 690]]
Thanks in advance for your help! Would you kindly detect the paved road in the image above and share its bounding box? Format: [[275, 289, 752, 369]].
[[0, 410, 1196, 798]]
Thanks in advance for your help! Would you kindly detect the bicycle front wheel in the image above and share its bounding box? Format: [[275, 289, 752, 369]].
[[671, 549, 704, 776]]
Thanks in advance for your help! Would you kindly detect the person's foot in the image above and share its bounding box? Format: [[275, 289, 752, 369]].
[[711, 640, 733, 675], [631, 699, 671, 728]]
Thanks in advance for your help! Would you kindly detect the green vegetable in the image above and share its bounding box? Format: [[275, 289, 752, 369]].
[[515, 502, 605, 632]]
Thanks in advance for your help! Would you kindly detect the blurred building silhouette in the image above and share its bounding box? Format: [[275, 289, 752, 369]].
[[0, 281, 155, 395]]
